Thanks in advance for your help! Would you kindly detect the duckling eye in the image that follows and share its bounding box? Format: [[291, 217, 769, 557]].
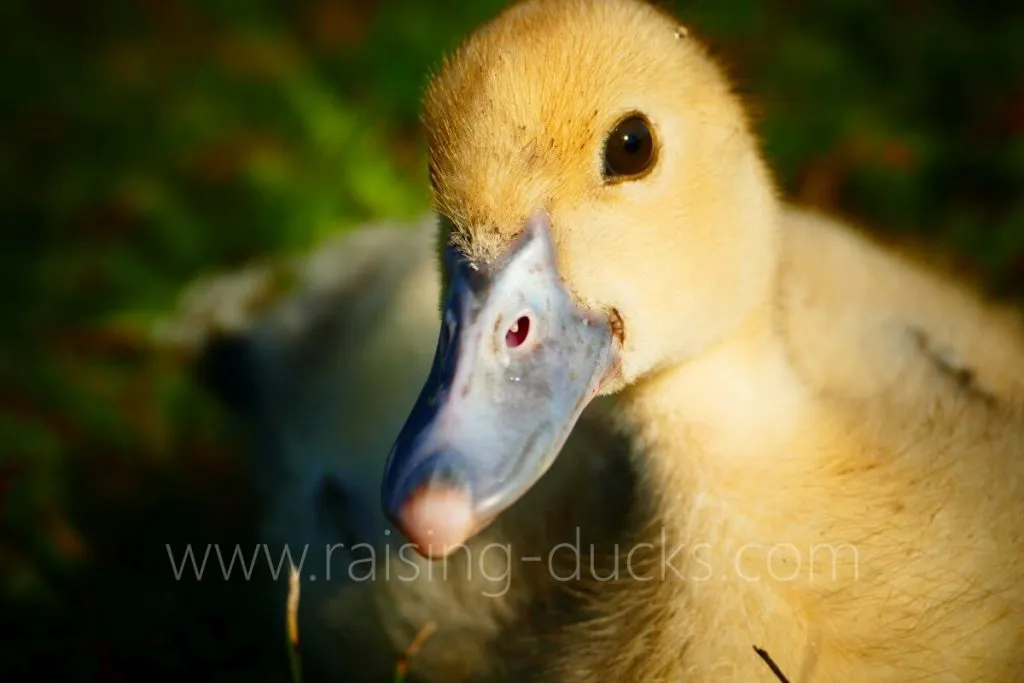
[[602, 114, 655, 181]]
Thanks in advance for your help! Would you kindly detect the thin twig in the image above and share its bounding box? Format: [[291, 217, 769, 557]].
[[393, 621, 438, 683], [753, 645, 791, 683], [286, 563, 303, 683]]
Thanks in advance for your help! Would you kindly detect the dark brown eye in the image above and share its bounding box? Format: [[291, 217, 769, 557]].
[[602, 114, 656, 181]]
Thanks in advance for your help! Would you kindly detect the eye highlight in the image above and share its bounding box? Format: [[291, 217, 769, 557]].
[[602, 113, 656, 182]]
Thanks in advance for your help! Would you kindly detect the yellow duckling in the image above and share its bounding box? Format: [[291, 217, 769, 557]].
[[381, 0, 1024, 680]]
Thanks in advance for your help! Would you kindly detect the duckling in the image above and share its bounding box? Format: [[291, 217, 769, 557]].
[[180, 215, 638, 682], [381, 1, 1024, 680]]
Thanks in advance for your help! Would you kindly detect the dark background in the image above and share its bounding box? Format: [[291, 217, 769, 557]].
[[2, 0, 1022, 680]]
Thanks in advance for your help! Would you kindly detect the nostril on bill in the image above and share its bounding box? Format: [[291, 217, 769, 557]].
[[505, 314, 532, 349]]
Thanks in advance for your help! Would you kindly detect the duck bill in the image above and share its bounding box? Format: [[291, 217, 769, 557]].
[[381, 211, 617, 558]]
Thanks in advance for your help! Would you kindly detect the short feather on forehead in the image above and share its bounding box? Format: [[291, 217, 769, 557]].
[[422, 0, 699, 262]]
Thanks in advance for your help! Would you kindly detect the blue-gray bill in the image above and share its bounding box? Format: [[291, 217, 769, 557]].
[[381, 211, 618, 558]]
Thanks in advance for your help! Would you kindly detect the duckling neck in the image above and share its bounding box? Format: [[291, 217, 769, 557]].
[[607, 305, 835, 678], [619, 303, 810, 480]]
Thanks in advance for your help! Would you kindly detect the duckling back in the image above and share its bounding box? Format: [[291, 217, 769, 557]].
[[767, 205, 1024, 680], [777, 205, 1024, 411]]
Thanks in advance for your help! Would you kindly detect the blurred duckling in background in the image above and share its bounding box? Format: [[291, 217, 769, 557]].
[[162, 215, 639, 682]]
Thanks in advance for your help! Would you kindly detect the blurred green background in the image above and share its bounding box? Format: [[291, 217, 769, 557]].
[[1, 0, 1022, 680]]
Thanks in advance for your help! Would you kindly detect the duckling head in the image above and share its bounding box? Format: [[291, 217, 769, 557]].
[[382, 0, 781, 557]]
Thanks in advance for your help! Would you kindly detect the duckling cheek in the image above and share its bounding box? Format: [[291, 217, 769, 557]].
[[381, 212, 618, 558]]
